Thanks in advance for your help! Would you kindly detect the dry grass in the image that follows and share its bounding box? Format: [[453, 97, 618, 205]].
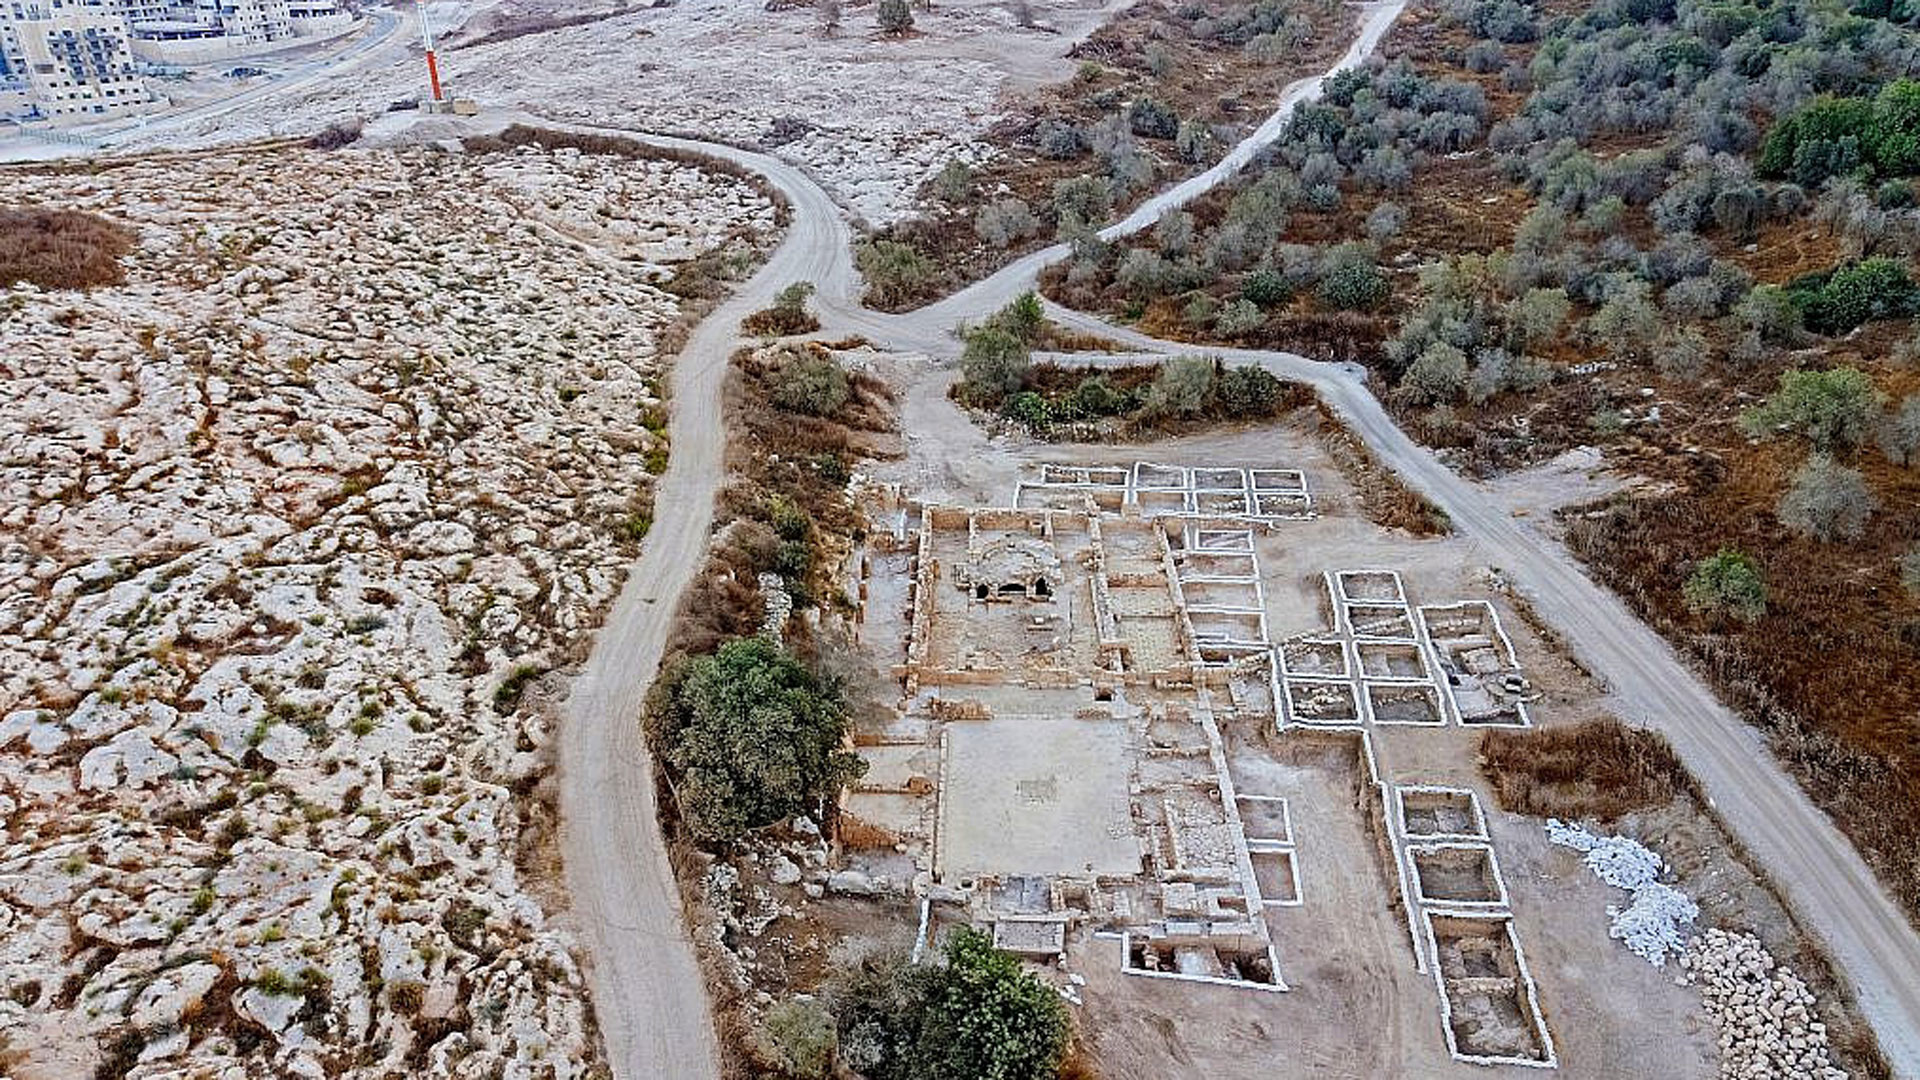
[[0, 207, 134, 291], [1311, 401, 1450, 536], [1478, 718, 1696, 821]]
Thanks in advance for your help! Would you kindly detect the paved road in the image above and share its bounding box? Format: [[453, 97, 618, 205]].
[[502, 0, 1920, 1072]]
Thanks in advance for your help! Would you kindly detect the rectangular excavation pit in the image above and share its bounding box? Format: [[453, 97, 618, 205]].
[[1015, 485, 1108, 512], [1255, 492, 1313, 517], [1251, 849, 1302, 906], [1195, 490, 1253, 515], [1398, 787, 1487, 841], [1423, 913, 1556, 1067], [1285, 679, 1362, 726], [1137, 490, 1190, 516], [1235, 796, 1292, 843], [1182, 553, 1259, 580], [1178, 579, 1261, 608], [1410, 844, 1507, 907], [1188, 610, 1266, 642], [1250, 468, 1307, 491], [1193, 467, 1247, 489], [1123, 935, 1285, 990], [993, 919, 1067, 957], [1344, 604, 1415, 639], [1190, 529, 1253, 551], [1366, 683, 1445, 725], [1280, 638, 1348, 677], [1356, 641, 1429, 679], [1336, 570, 1406, 603], [1134, 464, 1187, 489]]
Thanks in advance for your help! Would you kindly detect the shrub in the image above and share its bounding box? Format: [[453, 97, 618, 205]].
[[933, 159, 974, 203], [959, 327, 1031, 404], [772, 351, 851, 417], [1738, 367, 1882, 451], [1787, 258, 1920, 336], [1366, 201, 1407, 241], [1504, 287, 1570, 351], [1216, 365, 1286, 417], [975, 199, 1038, 249], [1316, 261, 1389, 311], [1065, 376, 1126, 418], [877, 0, 913, 33], [990, 292, 1046, 345], [1651, 326, 1710, 381], [743, 280, 821, 335], [1175, 119, 1219, 163], [1128, 97, 1179, 139], [1241, 267, 1291, 308], [1036, 119, 1085, 159], [1882, 395, 1920, 465], [645, 637, 865, 844], [1148, 356, 1217, 416], [0, 208, 134, 291], [1585, 277, 1659, 363], [1052, 175, 1113, 231], [857, 240, 936, 307], [1683, 549, 1768, 622], [1214, 297, 1266, 336], [1402, 341, 1469, 404], [1778, 455, 1876, 541], [1902, 544, 1920, 597], [760, 998, 838, 1079]]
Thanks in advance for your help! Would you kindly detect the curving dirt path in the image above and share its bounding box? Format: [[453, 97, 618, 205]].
[[513, 0, 1920, 1073]]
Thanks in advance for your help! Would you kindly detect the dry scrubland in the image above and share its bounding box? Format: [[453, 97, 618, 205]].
[[0, 141, 776, 1077]]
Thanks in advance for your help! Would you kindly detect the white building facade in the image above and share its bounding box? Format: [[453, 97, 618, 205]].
[[0, 1, 158, 124]]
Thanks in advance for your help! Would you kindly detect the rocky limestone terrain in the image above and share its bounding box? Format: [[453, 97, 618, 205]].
[[0, 141, 777, 1078], [114, 0, 1116, 225]]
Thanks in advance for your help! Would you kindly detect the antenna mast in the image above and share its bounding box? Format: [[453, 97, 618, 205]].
[[420, 1, 444, 103]]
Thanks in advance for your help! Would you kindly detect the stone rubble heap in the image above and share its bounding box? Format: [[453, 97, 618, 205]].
[[1678, 929, 1848, 1080], [0, 143, 776, 1078], [1546, 819, 1698, 965]]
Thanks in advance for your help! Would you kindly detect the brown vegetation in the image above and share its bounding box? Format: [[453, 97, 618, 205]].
[[0, 207, 134, 291], [1311, 401, 1450, 536], [1478, 718, 1695, 821]]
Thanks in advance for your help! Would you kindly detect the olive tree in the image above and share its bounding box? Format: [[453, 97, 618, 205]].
[[959, 326, 1031, 404], [1879, 394, 1920, 466], [1777, 454, 1876, 542], [1738, 367, 1882, 452]]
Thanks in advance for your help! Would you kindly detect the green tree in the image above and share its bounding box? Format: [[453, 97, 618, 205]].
[[1738, 367, 1883, 451], [960, 326, 1031, 404], [646, 638, 865, 844], [1788, 258, 1920, 336], [1241, 267, 1291, 308], [905, 928, 1071, 1080], [1052, 175, 1113, 232], [1317, 261, 1390, 311], [1682, 549, 1768, 623]]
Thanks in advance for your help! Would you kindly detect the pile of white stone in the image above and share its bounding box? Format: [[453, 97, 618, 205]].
[[1678, 929, 1848, 1080], [1546, 819, 1698, 965]]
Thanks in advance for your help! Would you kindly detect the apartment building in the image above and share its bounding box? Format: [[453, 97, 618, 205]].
[[0, 1, 157, 124]]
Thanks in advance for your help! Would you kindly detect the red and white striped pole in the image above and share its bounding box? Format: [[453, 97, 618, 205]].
[[419, 1, 444, 103]]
